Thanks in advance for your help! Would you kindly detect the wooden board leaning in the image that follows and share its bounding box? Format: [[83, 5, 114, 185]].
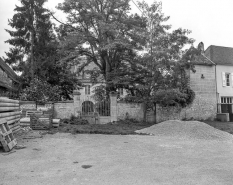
[[0, 119, 17, 152]]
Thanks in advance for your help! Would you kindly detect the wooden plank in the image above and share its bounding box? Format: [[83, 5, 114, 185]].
[[0, 118, 8, 125], [12, 127, 21, 133], [1, 130, 12, 137], [4, 115, 21, 122], [11, 125, 21, 133], [0, 97, 19, 104], [0, 135, 17, 152], [26, 111, 43, 117], [0, 119, 8, 134], [0, 107, 19, 112], [20, 123, 30, 127], [7, 117, 20, 125], [4, 139, 17, 152], [0, 119, 17, 152], [9, 122, 20, 129], [0, 111, 21, 119], [0, 103, 19, 107]]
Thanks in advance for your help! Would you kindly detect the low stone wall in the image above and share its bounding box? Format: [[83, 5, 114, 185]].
[[54, 101, 74, 119], [19, 92, 217, 123], [19, 101, 74, 119], [20, 101, 36, 110], [117, 102, 144, 121]]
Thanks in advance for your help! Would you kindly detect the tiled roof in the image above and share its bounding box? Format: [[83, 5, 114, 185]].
[[205, 45, 233, 65], [0, 57, 20, 83], [186, 46, 215, 66], [191, 53, 215, 66]]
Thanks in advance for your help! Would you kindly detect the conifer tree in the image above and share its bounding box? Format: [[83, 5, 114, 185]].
[[5, 0, 79, 100], [5, 0, 54, 80]]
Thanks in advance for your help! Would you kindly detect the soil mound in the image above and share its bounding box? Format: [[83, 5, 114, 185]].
[[136, 120, 233, 141]]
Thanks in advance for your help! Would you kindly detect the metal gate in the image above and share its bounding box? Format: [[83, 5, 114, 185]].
[[95, 100, 110, 116], [81, 100, 111, 124]]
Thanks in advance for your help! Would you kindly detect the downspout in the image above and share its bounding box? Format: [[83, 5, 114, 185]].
[[215, 64, 218, 113]]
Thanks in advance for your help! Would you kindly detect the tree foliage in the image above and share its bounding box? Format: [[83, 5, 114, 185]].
[[56, 0, 146, 92], [4, 0, 80, 100], [20, 78, 61, 103], [5, 0, 54, 78]]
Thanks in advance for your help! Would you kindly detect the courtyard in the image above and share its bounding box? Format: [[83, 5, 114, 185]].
[[1, 124, 233, 185]]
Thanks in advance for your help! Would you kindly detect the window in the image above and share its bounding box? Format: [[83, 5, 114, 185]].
[[226, 73, 230, 86], [85, 85, 90, 95], [221, 97, 233, 104], [222, 72, 232, 87]]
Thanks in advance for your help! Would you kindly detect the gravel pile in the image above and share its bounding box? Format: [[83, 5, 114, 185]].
[[136, 120, 233, 141]]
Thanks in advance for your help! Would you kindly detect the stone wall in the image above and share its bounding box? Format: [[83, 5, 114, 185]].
[[117, 102, 144, 121], [19, 101, 74, 119], [54, 101, 74, 119], [20, 101, 36, 110]]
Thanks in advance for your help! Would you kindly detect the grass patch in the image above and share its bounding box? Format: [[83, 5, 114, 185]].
[[52, 118, 154, 135]]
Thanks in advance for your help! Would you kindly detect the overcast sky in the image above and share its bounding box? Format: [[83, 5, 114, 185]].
[[0, 0, 233, 59]]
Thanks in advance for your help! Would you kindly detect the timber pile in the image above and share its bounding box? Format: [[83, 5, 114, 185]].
[[0, 97, 21, 133]]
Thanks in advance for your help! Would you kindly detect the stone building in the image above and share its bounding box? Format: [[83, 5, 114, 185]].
[[156, 45, 217, 122], [205, 45, 233, 121], [0, 57, 20, 97]]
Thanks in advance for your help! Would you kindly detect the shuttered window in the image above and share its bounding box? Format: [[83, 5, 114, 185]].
[[222, 72, 231, 87]]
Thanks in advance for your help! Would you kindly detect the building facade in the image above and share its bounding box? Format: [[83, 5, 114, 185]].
[[205, 45, 233, 121]]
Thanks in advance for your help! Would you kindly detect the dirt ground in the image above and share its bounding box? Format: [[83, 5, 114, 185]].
[[1, 129, 233, 185]]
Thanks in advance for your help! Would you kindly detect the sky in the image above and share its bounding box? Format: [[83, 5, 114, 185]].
[[0, 0, 233, 59]]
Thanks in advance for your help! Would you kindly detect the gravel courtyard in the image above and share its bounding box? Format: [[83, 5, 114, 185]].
[[1, 121, 233, 185]]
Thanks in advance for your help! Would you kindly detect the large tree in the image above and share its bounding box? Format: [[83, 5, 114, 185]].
[[110, 1, 197, 121], [56, 0, 147, 92]]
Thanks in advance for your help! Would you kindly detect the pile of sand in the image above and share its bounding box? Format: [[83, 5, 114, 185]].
[[136, 120, 233, 141]]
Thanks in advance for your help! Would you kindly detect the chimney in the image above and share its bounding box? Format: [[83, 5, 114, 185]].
[[197, 42, 204, 54]]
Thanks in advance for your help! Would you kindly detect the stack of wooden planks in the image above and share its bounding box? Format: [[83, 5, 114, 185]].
[[0, 97, 21, 133], [20, 110, 60, 128]]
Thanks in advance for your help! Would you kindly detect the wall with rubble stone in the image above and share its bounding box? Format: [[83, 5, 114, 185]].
[[117, 102, 144, 121], [19, 101, 74, 119], [53, 101, 74, 119]]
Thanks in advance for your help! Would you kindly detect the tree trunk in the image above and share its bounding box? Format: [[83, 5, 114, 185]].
[[153, 102, 157, 124], [142, 102, 147, 122], [30, 30, 34, 80]]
